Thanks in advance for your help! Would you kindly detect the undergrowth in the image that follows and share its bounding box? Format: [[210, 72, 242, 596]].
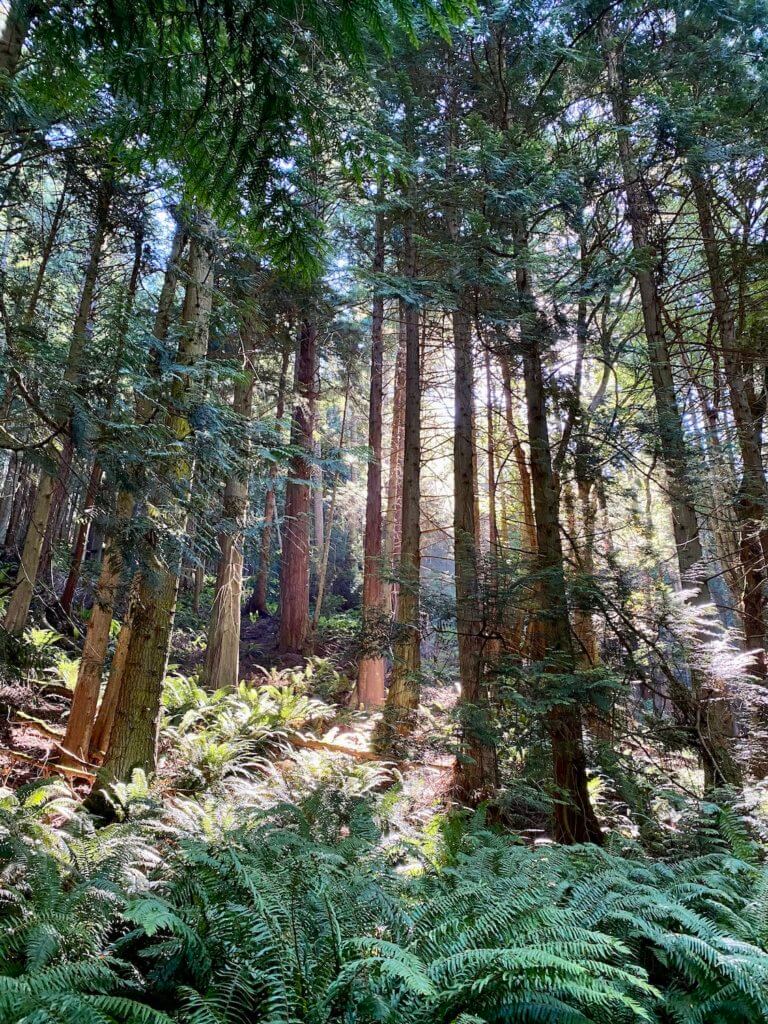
[[2, 774, 768, 1023]]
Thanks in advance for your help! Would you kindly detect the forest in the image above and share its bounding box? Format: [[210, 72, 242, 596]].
[[1, 0, 768, 1020]]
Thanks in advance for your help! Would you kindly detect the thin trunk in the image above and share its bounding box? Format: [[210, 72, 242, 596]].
[[59, 459, 102, 615], [59, 227, 143, 618], [204, 313, 259, 690], [278, 320, 317, 654], [24, 167, 69, 327], [499, 351, 537, 656], [312, 441, 324, 555], [0, 450, 20, 545], [453, 305, 498, 800], [245, 341, 290, 617], [602, 24, 738, 787], [5, 458, 30, 553], [4, 177, 111, 634], [485, 347, 500, 560], [311, 377, 350, 633], [384, 308, 407, 614], [499, 353, 537, 556], [602, 29, 709, 602], [358, 208, 388, 706], [516, 231, 602, 845], [690, 167, 768, 677], [192, 560, 204, 615]]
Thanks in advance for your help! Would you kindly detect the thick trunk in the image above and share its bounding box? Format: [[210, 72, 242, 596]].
[[88, 592, 132, 759], [64, 225, 187, 767], [453, 306, 498, 800], [278, 320, 317, 654], [95, 221, 214, 788], [379, 212, 421, 742], [358, 210, 388, 706], [516, 241, 602, 846], [60, 489, 133, 767], [4, 178, 111, 634]]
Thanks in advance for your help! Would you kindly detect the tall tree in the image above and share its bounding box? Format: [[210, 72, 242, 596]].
[[94, 217, 214, 789], [204, 303, 259, 689], [61, 222, 188, 768], [4, 173, 113, 635], [357, 206, 388, 706], [278, 320, 317, 655]]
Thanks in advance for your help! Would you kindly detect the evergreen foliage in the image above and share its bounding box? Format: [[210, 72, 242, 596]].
[[3, 780, 768, 1023]]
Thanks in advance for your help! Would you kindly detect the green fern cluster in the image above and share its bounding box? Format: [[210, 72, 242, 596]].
[[3, 780, 768, 1023], [161, 675, 336, 791]]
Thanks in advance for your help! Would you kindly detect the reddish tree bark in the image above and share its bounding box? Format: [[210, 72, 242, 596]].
[[358, 208, 388, 706], [278, 320, 317, 654]]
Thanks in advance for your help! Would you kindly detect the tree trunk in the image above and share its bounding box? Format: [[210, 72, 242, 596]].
[[499, 353, 537, 557], [245, 341, 291, 618], [602, 24, 739, 787], [63, 224, 188, 768], [0, 0, 35, 77], [515, 234, 602, 846], [690, 167, 768, 677], [379, 212, 421, 744], [4, 176, 111, 634], [204, 313, 259, 690], [59, 459, 102, 616], [312, 440, 324, 556], [0, 451, 20, 545], [58, 224, 143, 619], [5, 458, 30, 554], [312, 377, 350, 633], [60, 487, 133, 767], [484, 346, 500, 560], [278, 320, 317, 654], [358, 208, 388, 706], [602, 31, 709, 602], [94, 219, 213, 789], [453, 305, 498, 800], [383, 309, 407, 613]]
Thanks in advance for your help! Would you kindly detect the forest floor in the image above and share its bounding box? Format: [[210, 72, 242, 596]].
[[0, 602, 459, 828]]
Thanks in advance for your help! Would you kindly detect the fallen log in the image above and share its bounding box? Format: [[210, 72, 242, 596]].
[[12, 712, 64, 742], [288, 735, 451, 770], [290, 736, 387, 762], [0, 746, 96, 781]]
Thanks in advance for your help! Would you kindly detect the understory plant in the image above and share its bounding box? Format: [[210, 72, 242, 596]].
[[2, 778, 768, 1023]]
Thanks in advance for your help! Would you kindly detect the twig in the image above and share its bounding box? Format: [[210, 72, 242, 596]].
[[0, 746, 95, 781]]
